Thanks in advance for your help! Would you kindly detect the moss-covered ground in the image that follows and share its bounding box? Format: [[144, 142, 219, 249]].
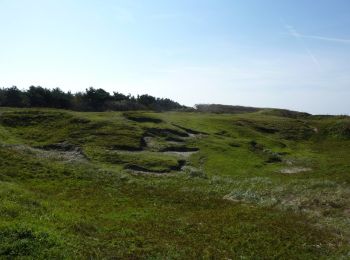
[[0, 107, 349, 258]]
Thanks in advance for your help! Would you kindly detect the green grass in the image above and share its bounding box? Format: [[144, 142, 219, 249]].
[[0, 108, 349, 258]]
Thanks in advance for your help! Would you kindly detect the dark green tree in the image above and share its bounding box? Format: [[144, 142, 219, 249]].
[[0, 86, 26, 107], [81, 87, 111, 111], [26, 86, 52, 107]]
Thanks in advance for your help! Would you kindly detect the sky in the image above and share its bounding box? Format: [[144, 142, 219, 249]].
[[0, 0, 350, 114]]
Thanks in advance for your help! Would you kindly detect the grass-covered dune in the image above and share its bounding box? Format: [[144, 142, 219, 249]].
[[0, 107, 349, 258]]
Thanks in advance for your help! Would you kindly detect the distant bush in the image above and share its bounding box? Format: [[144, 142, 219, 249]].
[[0, 86, 185, 112]]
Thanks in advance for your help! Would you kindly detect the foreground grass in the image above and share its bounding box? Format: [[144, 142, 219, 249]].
[[0, 108, 349, 258]]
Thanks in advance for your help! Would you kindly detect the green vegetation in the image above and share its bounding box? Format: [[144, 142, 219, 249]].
[[0, 86, 185, 111], [0, 107, 349, 258]]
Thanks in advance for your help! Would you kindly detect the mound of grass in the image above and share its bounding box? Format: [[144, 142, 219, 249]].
[[0, 110, 145, 151], [259, 108, 311, 118], [234, 117, 315, 140], [0, 110, 73, 145], [324, 119, 350, 139], [0, 110, 68, 127]]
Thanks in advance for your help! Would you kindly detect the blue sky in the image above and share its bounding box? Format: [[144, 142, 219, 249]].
[[1, 0, 349, 114]]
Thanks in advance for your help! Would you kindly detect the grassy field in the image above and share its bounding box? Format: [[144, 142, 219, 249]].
[[0, 107, 349, 259]]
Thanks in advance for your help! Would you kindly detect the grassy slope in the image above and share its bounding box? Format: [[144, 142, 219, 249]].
[[0, 107, 349, 258]]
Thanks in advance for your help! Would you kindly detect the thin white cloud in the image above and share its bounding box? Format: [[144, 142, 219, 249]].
[[286, 27, 350, 44], [285, 25, 321, 68]]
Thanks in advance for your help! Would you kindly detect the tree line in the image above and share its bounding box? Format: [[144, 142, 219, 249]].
[[0, 86, 185, 111]]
